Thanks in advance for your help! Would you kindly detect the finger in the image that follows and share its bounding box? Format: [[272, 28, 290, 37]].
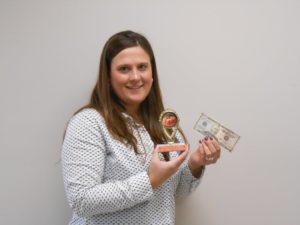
[[205, 137, 219, 159], [206, 137, 217, 154], [210, 138, 221, 159], [210, 158, 218, 164], [202, 139, 212, 157], [152, 145, 161, 160], [202, 139, 216, 163], [212, 149, 220, 163], [177, 148, 189, 162], [153, 145, 159, 154], [211, 138, 221, 151], [198, 141, 205, 155], [170, 149, 188, 168]]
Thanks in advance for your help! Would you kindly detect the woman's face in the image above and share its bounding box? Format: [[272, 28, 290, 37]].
[[110, 46, 153, 110]]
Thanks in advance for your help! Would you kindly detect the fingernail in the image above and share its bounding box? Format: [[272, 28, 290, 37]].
[[209, 137, 213, 140], [204, 137, 208, 141], [199, 140, 202, 143]]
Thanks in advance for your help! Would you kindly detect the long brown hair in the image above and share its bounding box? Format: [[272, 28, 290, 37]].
[[76, 31, 185, 161]]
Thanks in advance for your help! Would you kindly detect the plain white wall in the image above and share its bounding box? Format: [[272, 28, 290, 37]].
[[1, 0, 299, 224]]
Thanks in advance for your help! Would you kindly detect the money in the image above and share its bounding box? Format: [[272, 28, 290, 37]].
[[193, 113, 240, 151]]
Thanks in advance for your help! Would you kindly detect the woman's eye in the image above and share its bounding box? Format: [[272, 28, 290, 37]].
[[138, 64, 148, 71], [118, 66, 129, 73]]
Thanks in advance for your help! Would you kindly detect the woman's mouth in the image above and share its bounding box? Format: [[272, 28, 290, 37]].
[[126, 84, 143, 89]]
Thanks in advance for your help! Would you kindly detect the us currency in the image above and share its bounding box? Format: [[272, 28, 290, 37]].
[[193, 113, 240, 151]]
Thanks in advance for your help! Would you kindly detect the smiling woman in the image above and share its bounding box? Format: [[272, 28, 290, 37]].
[[61, 30, 220, 225], [110, 46, 153, 119]]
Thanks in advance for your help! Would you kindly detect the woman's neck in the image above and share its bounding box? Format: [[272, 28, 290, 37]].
[[125, 105, 143, 124]]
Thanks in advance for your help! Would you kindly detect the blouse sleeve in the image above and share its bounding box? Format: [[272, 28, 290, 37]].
[[174, 131, 204, 197], [61, 110, 153, 217], [175, 161, 204, 197]]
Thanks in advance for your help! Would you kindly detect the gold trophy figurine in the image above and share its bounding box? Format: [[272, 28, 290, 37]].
[[157, 109, 188, 152]]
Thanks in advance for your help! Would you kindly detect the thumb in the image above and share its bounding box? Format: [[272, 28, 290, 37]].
[[170, 149, 188, 168], [151, 145, 160, 160], [177, 148, 189, 162]]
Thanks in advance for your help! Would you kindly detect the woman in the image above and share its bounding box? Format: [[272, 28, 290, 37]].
[[62, 30, 221, 225]]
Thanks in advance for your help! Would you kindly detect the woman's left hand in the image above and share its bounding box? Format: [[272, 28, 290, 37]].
[[188, 136, 221, 178]]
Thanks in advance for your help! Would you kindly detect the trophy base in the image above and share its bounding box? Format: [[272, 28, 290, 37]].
[[157, 143, 188, 153]]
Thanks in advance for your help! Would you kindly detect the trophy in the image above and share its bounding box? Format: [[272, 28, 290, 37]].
[[157, 109, 188, 152]]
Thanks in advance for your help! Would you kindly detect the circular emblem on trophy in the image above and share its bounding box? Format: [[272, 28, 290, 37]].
[[161, 111, 178, 128], [158, 109, 187, 153]]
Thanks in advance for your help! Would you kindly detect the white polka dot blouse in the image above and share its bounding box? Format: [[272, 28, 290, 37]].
[[61, 108, 202, 225]]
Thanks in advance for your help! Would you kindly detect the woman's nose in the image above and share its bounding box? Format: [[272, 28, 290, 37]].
[[129, 68, 141, 80]]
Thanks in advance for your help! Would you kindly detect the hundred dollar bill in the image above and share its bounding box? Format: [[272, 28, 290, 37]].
[[193, 113, 240, 152]]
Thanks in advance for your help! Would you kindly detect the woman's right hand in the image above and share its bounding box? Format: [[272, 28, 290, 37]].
[[147, 146, 189, 189]]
